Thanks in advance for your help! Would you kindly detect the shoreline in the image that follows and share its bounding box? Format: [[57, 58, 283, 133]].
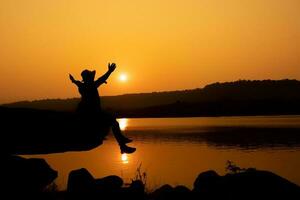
[[4, 155, 300, 199]]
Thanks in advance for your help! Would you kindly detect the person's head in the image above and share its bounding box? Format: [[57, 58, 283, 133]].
[[81, 69, 96, 83]]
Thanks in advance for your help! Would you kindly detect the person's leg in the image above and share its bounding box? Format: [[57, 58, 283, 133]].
[[111, 120, 132, 143], [102, 112, 136, 153], [111, 120, 136, 153]]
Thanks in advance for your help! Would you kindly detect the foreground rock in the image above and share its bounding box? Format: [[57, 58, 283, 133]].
[[67, 168, 145, 200], [0, 107, 110, 154], [150, 184, 191, 200], [65, 167, 300, 200], [2, 155, 57, 197], [3, 157, 300, 200], [193, 168, 300, 199]]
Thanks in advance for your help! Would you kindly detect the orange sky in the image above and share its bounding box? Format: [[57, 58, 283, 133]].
[[0, 0, 300, 103]]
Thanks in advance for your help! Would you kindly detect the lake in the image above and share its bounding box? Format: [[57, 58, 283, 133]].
[[26, 116, 300, 190]]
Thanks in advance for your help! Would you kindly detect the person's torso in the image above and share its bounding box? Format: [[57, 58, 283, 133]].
[[78, 83, 101, 112]]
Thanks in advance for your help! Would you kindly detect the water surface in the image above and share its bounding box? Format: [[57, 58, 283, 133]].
[[27, 116, 300, 189]]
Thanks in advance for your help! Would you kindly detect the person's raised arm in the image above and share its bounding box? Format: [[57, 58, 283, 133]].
[[69, 74, 82, 87], [95, 63, 116, 87]]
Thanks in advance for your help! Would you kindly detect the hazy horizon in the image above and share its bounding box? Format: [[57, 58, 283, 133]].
[[1, 78, 299, 105], [1, 0, 300, 103]]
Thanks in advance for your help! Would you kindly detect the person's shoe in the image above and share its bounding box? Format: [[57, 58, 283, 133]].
[[120, 145, 136, 154]]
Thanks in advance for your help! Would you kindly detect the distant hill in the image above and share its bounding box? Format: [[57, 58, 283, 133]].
[[3, 79, 300, 117]]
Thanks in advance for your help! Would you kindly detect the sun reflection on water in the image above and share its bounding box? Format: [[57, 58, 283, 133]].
[[121, 153, 129, 164], [118, 118, 128, 131]]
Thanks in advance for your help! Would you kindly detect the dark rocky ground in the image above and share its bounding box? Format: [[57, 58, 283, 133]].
[[2, 107, 300, 199], [2, 155, 300, 200], [0, 107, 109, 154]]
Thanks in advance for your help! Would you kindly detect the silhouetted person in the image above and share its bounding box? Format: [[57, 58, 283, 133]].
[[69, 63, 136, 154]]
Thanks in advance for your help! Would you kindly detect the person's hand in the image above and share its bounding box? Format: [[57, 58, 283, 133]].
[[69, 74, 75, 82], [108, 63, 116, 72]]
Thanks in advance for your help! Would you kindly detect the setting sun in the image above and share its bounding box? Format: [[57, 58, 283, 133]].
[[119, 74, 128, 82]]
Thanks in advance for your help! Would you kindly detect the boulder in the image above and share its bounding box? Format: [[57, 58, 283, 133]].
[[151, 184, 193, 200], [126, 180, 146, 200], [222, 169, 300, 199], [67, 168, 95, 193], [150, 184, 174, 200], [173, 185, 192, 200], [94, 175, 125, 200], [193, 170, 221, 193], [129, 180, 145, 193], [3, 155, 57, 194], [0, 107, 109, 154], [173, 185, 191, 193], [95, 175, 123, 191], [193, 169, 300, 200]]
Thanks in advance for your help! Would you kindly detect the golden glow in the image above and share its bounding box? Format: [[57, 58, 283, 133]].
[[0, 0, 300, 103], [118, 118, 128, 131], [119, 74, 128, 82], [121, 153, 129, 164]]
